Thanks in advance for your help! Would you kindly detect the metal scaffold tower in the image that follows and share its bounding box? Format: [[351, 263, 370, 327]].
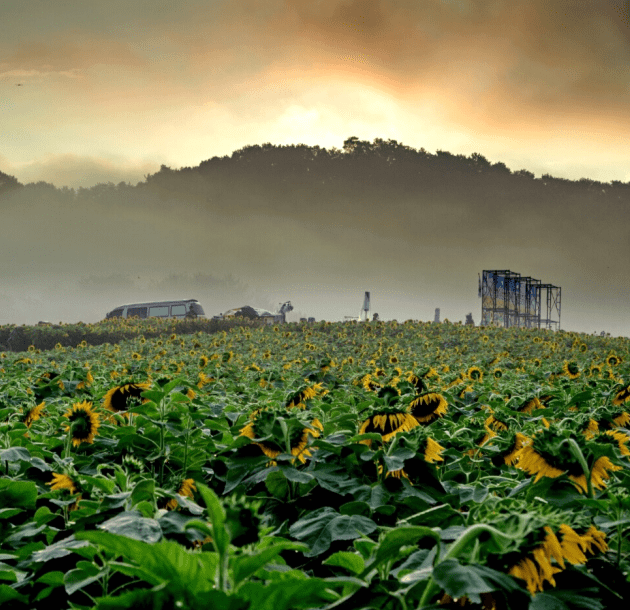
[[480, 270, 560, 330], [540, 284, 561, 330]]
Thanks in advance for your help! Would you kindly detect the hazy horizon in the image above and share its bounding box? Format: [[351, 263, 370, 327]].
[[2, 1, 629, 337]]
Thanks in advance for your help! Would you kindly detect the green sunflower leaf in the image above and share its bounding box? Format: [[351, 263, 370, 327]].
[[0, 480, 37, 509], [98, 511, 162, 543], [231, 541, 308, 586], [265, 471, 289, 499], [323, 551, 365, 575], [0, 584, 28, 604], [528, 593, 570, 610], [289, 507, 377, 556]]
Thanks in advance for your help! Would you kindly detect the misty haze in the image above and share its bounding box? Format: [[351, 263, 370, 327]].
[[1, 137, 628, 336]]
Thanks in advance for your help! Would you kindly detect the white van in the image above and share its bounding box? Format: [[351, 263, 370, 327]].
[[105, 299, 205, 320]]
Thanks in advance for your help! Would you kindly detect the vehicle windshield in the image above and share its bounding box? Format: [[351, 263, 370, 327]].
[[190, 302, 205, 315]]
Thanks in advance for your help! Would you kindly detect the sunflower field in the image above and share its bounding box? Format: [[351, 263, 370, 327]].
[[1, 319, 630, 609]]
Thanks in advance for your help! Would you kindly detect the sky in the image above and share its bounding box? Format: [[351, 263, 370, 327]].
[[2, 0, 630, 187], [1, 1, 630, 337]]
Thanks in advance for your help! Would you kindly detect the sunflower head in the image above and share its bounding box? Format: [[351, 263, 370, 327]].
[[361, 373, 381, 393], [22, 401, 46, 428], [103, 382, 151, 413], [285, 382, 324, 409], [580, 418, 599, 440], [516, 426, 620, 493], [598, 430, 630, 457], [562, 361, 580, 379], [407, 392, 448, 424], [358, 409, 420, 445], [166, 478, 197, 511], [499, 431, 530, 466], [406, 367, 431, 393], [518, 396, 542, 414], [63, 401, 100, 447], [467, 366, 483, 382], [47, 472, 79, 495], [613, 383, 630, 407], [423, 436, 446, 463], [606, 354, 621, 367], [612, 411, 630, 428], [122, 453, 145, 473], [240, 408, 321, 463]]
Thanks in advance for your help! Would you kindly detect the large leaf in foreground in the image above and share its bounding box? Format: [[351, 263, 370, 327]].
[[289, 507, 377, 556], [76, 531, 216, 597]]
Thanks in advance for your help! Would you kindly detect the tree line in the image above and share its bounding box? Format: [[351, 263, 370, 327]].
[[2, 137, 629, 203]]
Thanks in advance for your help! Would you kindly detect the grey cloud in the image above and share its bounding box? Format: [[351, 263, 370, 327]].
[[9, 154, 160, 189]]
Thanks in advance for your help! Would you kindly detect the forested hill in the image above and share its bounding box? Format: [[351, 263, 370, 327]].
[[2, 138, 630, 209]]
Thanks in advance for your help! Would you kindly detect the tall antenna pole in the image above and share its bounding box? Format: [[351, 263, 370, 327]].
[[362, 292, 370, 322]]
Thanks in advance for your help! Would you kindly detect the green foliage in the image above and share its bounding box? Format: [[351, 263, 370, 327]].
[[0, 320, 628, 608]]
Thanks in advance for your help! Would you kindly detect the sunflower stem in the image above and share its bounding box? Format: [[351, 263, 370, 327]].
[[566, 438, 594, 499], [182, 414, 191, 475], [158, 394, 167, 486], [63, 429, 72, 459]]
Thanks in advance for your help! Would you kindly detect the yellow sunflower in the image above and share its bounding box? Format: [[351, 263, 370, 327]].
[[375, 436, 444, 480], [358, 411, 420, 445], [166, 478, 197, 511], [424, 437, 446, 463], [562, 361, 580, 379], [613, 384, 630, 407], [485, 414, 508, 432], [63, 401, 100, 447], [581, 419, 599, 440], [503, 432, 529, 466], [47, 472, 78, 495], [376, 464, 410, 481], [197, 372, 216, 388], [406, 372, 427, 394], [408, 393, 448, 424], [22, 401, 46, 428], [518, 397, 542, 414], [612, 411, 630, 427], [467, 366, 483, 382], [286, 383, 324, 409], [361, 374, 381, 393], [240, 413, 323, 463], [601, 430, 630, 456], [509, 523, 607, 594], [606, 354, 621, 367], [290, 420, 324, 463], [515, 430, 621, 493], [103, 382, 151, 414]]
